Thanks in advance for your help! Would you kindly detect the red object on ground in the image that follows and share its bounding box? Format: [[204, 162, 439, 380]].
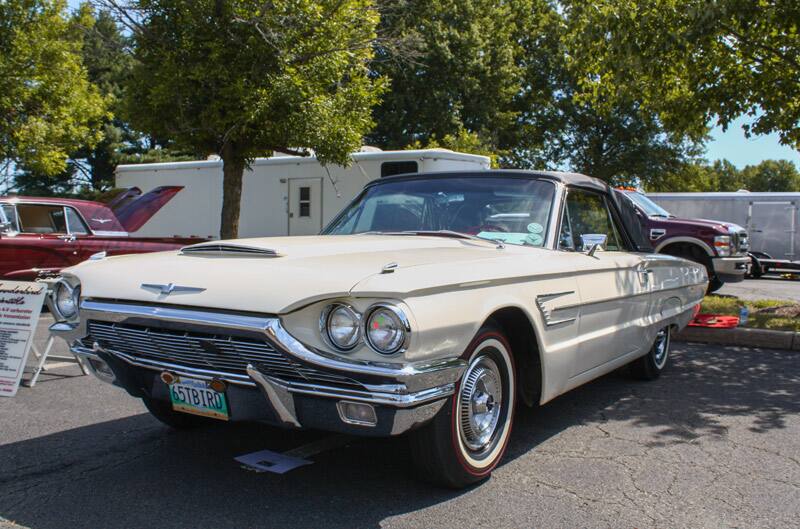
[[688, 314, 740, 328]]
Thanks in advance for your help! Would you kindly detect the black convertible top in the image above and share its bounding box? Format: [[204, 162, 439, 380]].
[[359, 169, 653, 252]]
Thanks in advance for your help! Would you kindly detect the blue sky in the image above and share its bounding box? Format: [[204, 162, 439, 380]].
[[705, 116, 800, 168]]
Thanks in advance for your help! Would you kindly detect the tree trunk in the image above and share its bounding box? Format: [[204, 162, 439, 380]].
[[219, 144, 246, 240]]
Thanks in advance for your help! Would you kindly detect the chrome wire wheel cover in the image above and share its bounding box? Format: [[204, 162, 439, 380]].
[[459, 355, 503, 452], [653, 328, 670, 369]]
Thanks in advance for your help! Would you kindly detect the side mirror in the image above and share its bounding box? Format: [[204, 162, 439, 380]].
[[580, 233, 608, 256]]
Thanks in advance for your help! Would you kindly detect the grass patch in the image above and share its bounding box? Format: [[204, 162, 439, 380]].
[[699, 295, 800, 332]]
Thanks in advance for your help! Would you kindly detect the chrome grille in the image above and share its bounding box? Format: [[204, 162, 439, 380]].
[[86, 320, 361, 388]]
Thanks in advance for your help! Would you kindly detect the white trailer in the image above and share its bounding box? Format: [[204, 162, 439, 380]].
[[115, 149, 490, 239], [650, 191, 800, 277]]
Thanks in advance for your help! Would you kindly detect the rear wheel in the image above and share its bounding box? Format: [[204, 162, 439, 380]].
[[409, 327, 516, 488], [630, 327, 671, 380], [142, 397, 213, 429]]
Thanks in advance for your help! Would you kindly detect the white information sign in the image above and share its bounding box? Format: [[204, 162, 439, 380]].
[[0, 281, 46, 397]]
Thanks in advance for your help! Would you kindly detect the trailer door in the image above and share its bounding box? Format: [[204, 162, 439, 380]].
[[748, 201, 797, 259], [288, 178, 323, 235]]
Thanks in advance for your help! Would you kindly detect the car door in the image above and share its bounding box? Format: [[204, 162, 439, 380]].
[[559, 188, 652, 378], [0, 203, 80, 279]]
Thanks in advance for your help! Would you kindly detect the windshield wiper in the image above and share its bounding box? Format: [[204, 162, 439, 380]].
[[361, 230, 505, 249]]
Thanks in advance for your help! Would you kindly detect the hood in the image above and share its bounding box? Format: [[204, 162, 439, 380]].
[[105, 186, 184, 232], [656, 216, 745, 233], [67, 235, 521, 314]]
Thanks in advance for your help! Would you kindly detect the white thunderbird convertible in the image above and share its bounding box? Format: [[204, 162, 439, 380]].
[[50, 171, 706, 487]]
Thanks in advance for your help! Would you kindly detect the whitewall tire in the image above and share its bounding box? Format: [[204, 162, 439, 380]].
[[409, 326, 516, 488]]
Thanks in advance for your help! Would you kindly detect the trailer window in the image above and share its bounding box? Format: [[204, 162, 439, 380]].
[[381, 161, 418, 178], [298, 186, 311, 217]]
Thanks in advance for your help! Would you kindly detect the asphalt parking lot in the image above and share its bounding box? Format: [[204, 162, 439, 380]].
[[2, 334, 799, 528], [717, 276, 800, 302]]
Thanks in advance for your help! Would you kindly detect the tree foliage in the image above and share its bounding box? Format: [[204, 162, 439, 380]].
[[561, 0, 800, 149], [370, 0, 704, 186], [122, 0, 383, 238], [368, 0, 531, 151], [650, 159, 800, 192], [0, 0, 107, 177]]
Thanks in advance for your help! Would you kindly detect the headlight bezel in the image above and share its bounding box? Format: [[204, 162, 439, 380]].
[[363, 303, 411, 356], [319, 302, 362, 352], [317, 301, 411, 356], [51, 278, 81, 321]]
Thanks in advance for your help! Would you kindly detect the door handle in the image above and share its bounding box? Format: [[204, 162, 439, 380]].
[[58, 234, 76, 242]]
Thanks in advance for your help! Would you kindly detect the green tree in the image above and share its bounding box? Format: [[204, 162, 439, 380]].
[[0, 0, 107, 177], [14, 4, 193, 197], [121, 0, 383, 239], [561, 0, 800, 149], [368, 0, 526, 151], [510, 2, 704, 185], [741, 160, 800, 192]]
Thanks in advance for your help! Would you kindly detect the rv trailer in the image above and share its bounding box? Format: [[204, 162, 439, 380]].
[[650, 191, 800, 277], [115, 149, 491, 239]]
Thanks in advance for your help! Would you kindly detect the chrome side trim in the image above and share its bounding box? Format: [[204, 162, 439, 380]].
[[535, 291, 577, 327]]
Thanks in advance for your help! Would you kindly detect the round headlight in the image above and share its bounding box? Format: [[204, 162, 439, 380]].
[[321, 304, 360, 351], [54, 281, 80, 320], [365, 305, 409, 355]]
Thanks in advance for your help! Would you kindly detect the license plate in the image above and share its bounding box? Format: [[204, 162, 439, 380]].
[[168, 377, 229, 421]]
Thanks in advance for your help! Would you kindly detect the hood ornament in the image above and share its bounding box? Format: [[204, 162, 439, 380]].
[[141, 283, 206, 295]]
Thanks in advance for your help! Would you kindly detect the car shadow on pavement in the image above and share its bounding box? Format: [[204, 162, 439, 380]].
[[1, 343, 798, 528]]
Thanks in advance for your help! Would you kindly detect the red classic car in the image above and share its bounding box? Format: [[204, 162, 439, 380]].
[[0, 186, 204, 280]]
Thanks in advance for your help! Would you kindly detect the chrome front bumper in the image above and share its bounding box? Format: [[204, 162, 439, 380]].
[[712, 256, 749, 282], [53, 300, 466, 435]]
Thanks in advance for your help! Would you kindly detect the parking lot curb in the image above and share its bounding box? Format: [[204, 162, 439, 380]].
[[675, 326, 800, 351]]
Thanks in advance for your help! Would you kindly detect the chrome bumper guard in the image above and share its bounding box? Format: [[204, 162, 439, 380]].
[[54, 300, 465, 433]]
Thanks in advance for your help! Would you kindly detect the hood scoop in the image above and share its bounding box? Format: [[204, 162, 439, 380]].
[[180, 243, 282, 258]]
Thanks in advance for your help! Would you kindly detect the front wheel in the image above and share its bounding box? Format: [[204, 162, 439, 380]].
[[408, 327, 516, 488], [630, 326, 671, 380]]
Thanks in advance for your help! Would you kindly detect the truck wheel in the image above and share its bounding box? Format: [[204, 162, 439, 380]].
[[142, 397, 212, 429], [707, 276, 723, 293], [408, 327, 516, 489], [665, 246, 719, 294], [630, 327, 671, 380], [749, 256, 763, 279]]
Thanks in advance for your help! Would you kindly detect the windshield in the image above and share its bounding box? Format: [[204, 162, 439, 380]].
[[622, 191, 672, 217], [324, 176, 556, 247]]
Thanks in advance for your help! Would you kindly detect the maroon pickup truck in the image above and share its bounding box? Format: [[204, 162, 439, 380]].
[[615, 189, 750, 293], [0, 186, 204, 280]]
